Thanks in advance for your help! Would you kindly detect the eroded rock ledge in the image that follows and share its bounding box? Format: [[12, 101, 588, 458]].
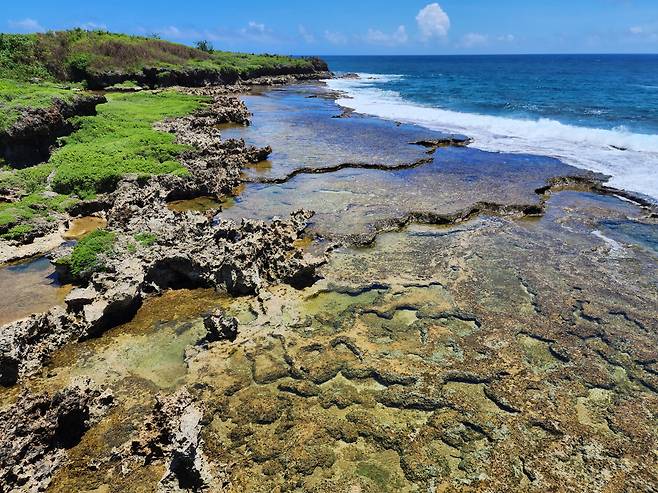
[[0, 94, 106, 168]]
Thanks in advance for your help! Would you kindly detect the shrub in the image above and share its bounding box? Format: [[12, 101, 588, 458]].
[[195, 40, 214, 53], [58, 229, 116, 279]]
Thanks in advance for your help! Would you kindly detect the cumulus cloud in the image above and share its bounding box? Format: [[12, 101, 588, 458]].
[[8, 18, 44, 32], [299, 25, 315, 43], [497, 34, 515, 42], [416, 3, 450, 40], [365, 25, 408, 46], [629, 26, 644, 34], [324, 30, 348, 45], [459, 32, 488, 48]]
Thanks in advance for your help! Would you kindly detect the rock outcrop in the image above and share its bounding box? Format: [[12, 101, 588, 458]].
[[202, 311, 239, 343], [0, 306, 82, 386], [0, 91, 324, 386], [117, 388, 220, 492], [0, 94, 107, 167], [83, 60, 331, 90], [0, 379, 113, 492]]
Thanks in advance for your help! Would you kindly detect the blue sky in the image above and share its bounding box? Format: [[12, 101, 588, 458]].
[[3, 0, 658, 55]]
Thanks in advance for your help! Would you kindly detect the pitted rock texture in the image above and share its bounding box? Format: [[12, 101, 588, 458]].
[[0, 306, 82, 386], [154, 94, 271, 198], [0, 378, 113, 493], [117, 388, 219, 492], [203, 310, 239, 343]]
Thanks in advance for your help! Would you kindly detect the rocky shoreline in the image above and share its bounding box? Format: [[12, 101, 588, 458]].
[[1, 84, 327, 387], [0, 76, 656, 492]]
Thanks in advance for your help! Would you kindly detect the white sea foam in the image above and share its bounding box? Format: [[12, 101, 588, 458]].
[[325, 73, 658, 201]]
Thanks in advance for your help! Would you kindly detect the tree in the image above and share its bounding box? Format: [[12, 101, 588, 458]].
[[195, 40, 214, 53]]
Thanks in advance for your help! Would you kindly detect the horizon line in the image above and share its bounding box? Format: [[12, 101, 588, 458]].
[[304, 52, 658, 57]]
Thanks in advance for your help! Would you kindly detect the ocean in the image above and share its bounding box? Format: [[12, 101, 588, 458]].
[[323, 55, 658, 201]]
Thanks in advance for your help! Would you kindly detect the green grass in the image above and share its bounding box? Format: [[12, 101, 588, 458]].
[[134, 232, 157, 246], [0, 90, 205, 236], [56, 229, 116, 279], [0, 78, 80, 131], [49, 90, 204, 197], [0, 190, 76, 235]]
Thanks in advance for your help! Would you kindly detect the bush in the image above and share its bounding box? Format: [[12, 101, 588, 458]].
[[134, 232, 157, 246], [58, 229, 116, 279], [49, 91, 202, 197]]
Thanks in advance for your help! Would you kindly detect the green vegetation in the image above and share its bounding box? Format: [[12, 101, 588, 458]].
[[106, 80, 140, 90], [0, 78, 79, 131], [0, 28, 322, 243], [49, 90, 205, 197], [134, 232, 157, 246], [0, 90, 205, 236], [0, 30, 315, 84], [56, 229, 116, 279], [195, 40, 214, 53], [0, 189, 77, 238]]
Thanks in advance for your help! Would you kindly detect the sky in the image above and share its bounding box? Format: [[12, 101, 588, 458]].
[[3, 0, 658, 55]]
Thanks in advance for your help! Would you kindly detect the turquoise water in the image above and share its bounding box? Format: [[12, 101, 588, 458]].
[[323, 55, 658, 200]]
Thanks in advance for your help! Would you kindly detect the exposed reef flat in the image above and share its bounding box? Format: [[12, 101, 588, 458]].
[[0, 81, 657, 492], [222, 84, 471, 182]]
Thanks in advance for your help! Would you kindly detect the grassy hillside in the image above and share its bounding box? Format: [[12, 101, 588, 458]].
[[0, 29, 327, 242], [0, 30, 318, 84]]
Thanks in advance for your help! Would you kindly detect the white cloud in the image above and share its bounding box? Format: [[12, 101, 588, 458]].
[[365, 25, 408, 46], [238, 21, 277, 42], [79, 21, 107, 31], [497, 34, 515, 42], [630, 26, 644, 34], [324, 30, 348, 45], [157, 25, 188, 39], [8, 18, 44, 32], [459, 32, 488, 48], [299, 25, 315, 43], [244, 21, 265, 34], [416, 3, 450, 40]]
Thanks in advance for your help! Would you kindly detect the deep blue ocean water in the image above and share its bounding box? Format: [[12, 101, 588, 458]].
[[322, 55, 658, 200]]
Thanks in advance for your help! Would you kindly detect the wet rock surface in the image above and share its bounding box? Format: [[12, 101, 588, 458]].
[[0, 83, 656, 492]]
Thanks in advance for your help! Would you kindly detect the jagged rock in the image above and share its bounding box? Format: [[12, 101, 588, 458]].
[[0, 91, 323, 386], [118, 388, 218, 492], [0, 379, 113, 492], [203, 311, 238, 342], [0, 307, 82, 386]]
